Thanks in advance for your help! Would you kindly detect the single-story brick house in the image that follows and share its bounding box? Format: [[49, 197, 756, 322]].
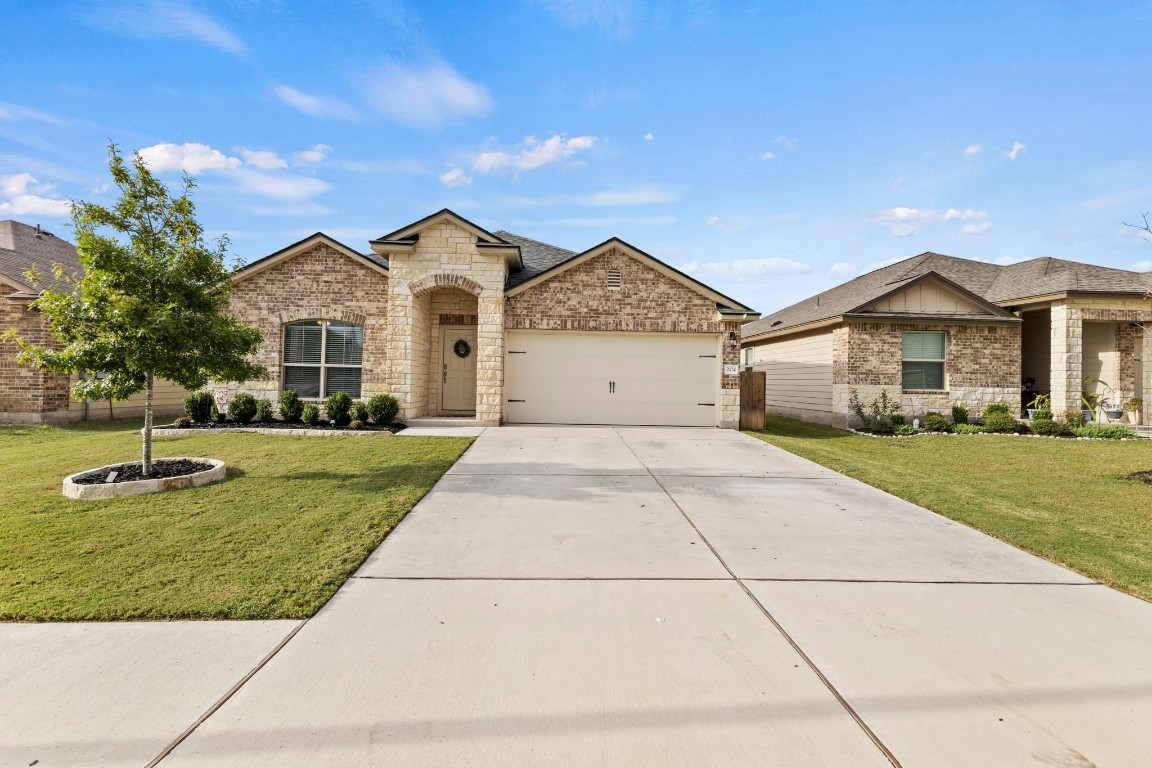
[[741, 251, 1152, 428], [0, 220, 187, 423], [223, 209, 759, 427]]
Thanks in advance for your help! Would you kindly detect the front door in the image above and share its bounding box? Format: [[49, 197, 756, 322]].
[[441, 328, 478, 412]]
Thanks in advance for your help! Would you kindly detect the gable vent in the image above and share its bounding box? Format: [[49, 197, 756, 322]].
[[607, 268, 622, 290]]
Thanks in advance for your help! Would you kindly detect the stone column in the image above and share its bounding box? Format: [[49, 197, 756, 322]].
[[720, 321, 741, 428], [1049, 302, 1083, 415], [475, 293, 505, 425], [386, 283, 416, 419], [1142, 326, 1152, 425]]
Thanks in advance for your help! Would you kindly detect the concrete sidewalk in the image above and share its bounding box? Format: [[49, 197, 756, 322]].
[[153, 425, 1152, 767]]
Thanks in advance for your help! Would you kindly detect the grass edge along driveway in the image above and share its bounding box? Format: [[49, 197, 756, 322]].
[[0, 421, 471, 622], [746, 415, 1152, 603]]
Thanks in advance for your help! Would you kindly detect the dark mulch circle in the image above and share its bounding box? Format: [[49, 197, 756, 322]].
[[1125, 470, 1152, 485], [159, 421, 406, 434], [73, 459, 215, 485]]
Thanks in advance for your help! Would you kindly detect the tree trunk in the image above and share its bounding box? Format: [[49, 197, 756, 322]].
[[142, 372, 154, 478]]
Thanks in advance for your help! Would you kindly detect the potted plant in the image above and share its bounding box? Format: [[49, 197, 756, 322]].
[[1126, 395, 1143, 425], [1026, 393, 1051, 421]]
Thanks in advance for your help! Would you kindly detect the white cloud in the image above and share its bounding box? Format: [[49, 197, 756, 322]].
[[273, 85, 358, 120], [0, 173, 72, 218], [240, 149, 288, 171], [80, 1, 247, 57], [0, 101, 65, 125], [1008, 141, 1026, 161], [828, 262, 856, 278], [360, 60, 492, 128], [964, 144, 982, 156], [1133, 260, 1152, 272], [875, 207, 989, 236], [644, 132, 654, 141], [536, 0, 639, 38], [293, 144, 332, 165], [439, 167, 472, 188], [889, 223, 919, 237], [942, 208, 988, 221], [231, 169, 331, 200], [473, 134, 596, 175], [705, 215, 743, 229], [759, 151, 775, 160], [960, 222, 993, 235], [138, 142, 241, 174], [972, 254, 1027, 265], [679, 257, 811, 282], [773, 136, 797, 151]]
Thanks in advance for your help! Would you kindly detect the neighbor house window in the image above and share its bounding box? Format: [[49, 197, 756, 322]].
[[902, 332, 945, 390], [283, 320, 363, 398], [743, 347, 754, 370]]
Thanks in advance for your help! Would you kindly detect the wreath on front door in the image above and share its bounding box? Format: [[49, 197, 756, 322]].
[[453, 338, 472, 358]]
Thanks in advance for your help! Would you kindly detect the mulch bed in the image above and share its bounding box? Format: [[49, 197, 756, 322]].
[[158, 421, 407, 434], [73, 459, 215, 485], [1126, 470, 1152, 485]]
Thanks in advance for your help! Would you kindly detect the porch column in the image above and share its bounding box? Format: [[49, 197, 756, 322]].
[[474, 293, 505, 426], [386, 284, 417, 419], [1143, 326, 1152, 425], [1049, 301, 1083, 415]]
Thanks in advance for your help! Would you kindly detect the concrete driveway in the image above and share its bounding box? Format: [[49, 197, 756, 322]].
[[10, 426, 1152, 766]]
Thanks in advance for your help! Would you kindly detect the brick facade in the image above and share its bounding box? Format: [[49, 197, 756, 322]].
[[221, 242, 390, 403], [831, 320, 1021, 427], [0, 299, 71, 419]]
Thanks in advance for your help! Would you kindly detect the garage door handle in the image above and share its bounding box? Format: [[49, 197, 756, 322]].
[[508, 399, 525, 402], [609, 381, 615, 394], [698, 403, 715, 406]]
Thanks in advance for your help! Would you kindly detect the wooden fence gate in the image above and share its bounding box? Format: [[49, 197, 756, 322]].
[[739, 370, 766, 430]]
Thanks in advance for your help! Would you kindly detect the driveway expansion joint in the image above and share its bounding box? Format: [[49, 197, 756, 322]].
[[613, 427, 905, 768]]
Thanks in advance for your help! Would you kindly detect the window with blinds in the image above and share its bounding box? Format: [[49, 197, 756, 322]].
[[283, 320, 363, 398], [902, 331, 946, 390]]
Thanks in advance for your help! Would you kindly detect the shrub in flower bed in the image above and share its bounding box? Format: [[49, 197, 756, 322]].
[[951, 404, 969, 425], [183, 391, 217, 423], [350, 402, 370, 423], [279, 390, 304, 423], [325, 391, 353, 426], [894, 424, 923, 435], [983, 403, 1012, 417], [228, 393, 258, 424], [983, 412, 1020, 433], [301, 403, 320, 426], [173, 415, 192, 427], [255, 398, 274, 423], [349, 419, 365, 430], [1062, 409, 1087, 428], [923, 412, 950, 432], [367, 393, 400, 425], [953, 423, 985, 434], [1071, 424, 1135, 439], [1031, 418, 1064, 436]]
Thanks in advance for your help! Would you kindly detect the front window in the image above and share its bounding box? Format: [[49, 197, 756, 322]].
[[743, 347, 753, 370], [902, 332, 945, 390], [283, 320, 363, 397]]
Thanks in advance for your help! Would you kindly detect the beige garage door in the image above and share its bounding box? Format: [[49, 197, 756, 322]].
[[505, 331, 720, 426]]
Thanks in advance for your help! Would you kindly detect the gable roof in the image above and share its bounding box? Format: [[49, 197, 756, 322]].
[[743, 251, 1151, 339], [504, 235, 757, 313], [495, 231, 577, 289], [0, 220, 82, 293], [233, 232, 389, 282], [370, 208, 523, 271]]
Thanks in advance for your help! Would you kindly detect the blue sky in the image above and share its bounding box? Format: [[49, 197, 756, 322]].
[[2, 1, 1151, 314]]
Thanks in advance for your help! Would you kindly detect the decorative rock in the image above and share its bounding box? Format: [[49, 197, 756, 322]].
[[63, 458, 226, 500]]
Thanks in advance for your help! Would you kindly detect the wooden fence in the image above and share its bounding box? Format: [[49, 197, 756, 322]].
[[739, 370, 765, 430]]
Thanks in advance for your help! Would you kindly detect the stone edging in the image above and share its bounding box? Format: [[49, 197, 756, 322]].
[[151, 427, 394, 437], [63, 458, 227, 500], [847, 429, 1141, 441]]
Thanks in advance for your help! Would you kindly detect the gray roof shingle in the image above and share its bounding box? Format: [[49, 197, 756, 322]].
[[743, 252, 1152, 338], [0, 220, 81, 292], [495, 231, 577, 289]]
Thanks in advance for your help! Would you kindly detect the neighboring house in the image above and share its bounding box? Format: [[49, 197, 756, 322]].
[[223, 209, 758, 427], [0, 220, 186, 423], [741, 251, 1152, 428]]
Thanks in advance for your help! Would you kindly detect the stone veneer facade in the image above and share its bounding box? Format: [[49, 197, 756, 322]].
[[0, 298, 71, 421], [221, 226, 744, 428], [831, 320, 1021, 428]]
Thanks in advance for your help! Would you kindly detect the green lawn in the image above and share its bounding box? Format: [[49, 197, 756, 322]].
[[0, 421, 471, 621], [746, 415, 1152, 602]]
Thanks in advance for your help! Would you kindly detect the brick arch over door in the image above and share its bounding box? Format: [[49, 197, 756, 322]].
[[408, 273, 483, 298]]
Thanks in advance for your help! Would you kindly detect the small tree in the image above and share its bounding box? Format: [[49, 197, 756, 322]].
[[7, 144, 265, 476]]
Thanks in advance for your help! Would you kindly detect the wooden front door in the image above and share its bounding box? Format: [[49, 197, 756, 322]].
[[441, 328, 478, 412]]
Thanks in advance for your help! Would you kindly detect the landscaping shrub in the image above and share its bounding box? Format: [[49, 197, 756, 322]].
[[228, 393, 258, 424], [350, 402, 370, 423], [953, 423, 985, 434], [367, 393, 400, 424], [255, 398, 274, 423], [893, 424, 923, 435], [301, 403, 320, 426], [1031, 418, 1064, 436], [983, 412, 1019, 433], [324, 391, 353, 426], [349, 419, 365, 430], [983, 403, 1012, 417], [279, 390, 304, 423], [848, 389, 903, 432], [950, 404, 969, 425], [1031, 409, 1053, 421], [923, 412, 950, 432], [891, 413, 906, 427], [1071, 424, 1135, 439], [1062, 409, 1086, 428], [183, 391, 216, 423], [173, 415, 192, 427]]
